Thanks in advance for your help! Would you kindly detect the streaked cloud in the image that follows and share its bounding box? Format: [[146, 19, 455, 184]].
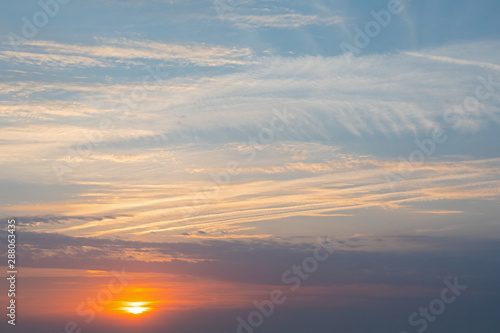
[[225, 13, 346, 28], [0, 38, 256, 69]]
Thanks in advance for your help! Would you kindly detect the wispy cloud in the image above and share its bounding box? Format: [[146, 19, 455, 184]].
[[0, 38, 256, 69], [402, 51, 500, 72], [1, 41, 499, 243], [225, 13, 346, 28]]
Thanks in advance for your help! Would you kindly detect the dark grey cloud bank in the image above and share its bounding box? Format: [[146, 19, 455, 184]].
[[5, 230, 500, 292]]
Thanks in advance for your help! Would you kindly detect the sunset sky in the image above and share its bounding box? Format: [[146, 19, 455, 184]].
[[1, 0, 500, 332]]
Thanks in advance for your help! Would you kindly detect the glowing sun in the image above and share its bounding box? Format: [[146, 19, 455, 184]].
[[121, 302, 151, 315]]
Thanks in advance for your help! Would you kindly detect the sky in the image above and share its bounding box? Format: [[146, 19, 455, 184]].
[[0, 0, 499, 332]]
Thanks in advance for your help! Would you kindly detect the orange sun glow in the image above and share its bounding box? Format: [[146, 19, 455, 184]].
[[120, 302, 152, 315]]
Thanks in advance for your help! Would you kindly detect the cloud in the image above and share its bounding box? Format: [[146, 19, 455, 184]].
[[415, 210, 464, 214], [4, 148, 498, 239], [402, 51, 500, 72], [5, 230, 500, 292], [0, 38, 256, 69], [225, 13, 346, 28], [0, 50, 108, 68], [1, 41, 499, 241]]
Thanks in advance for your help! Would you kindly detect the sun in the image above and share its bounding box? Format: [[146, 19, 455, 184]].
[[120, 302, 151, 315]]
